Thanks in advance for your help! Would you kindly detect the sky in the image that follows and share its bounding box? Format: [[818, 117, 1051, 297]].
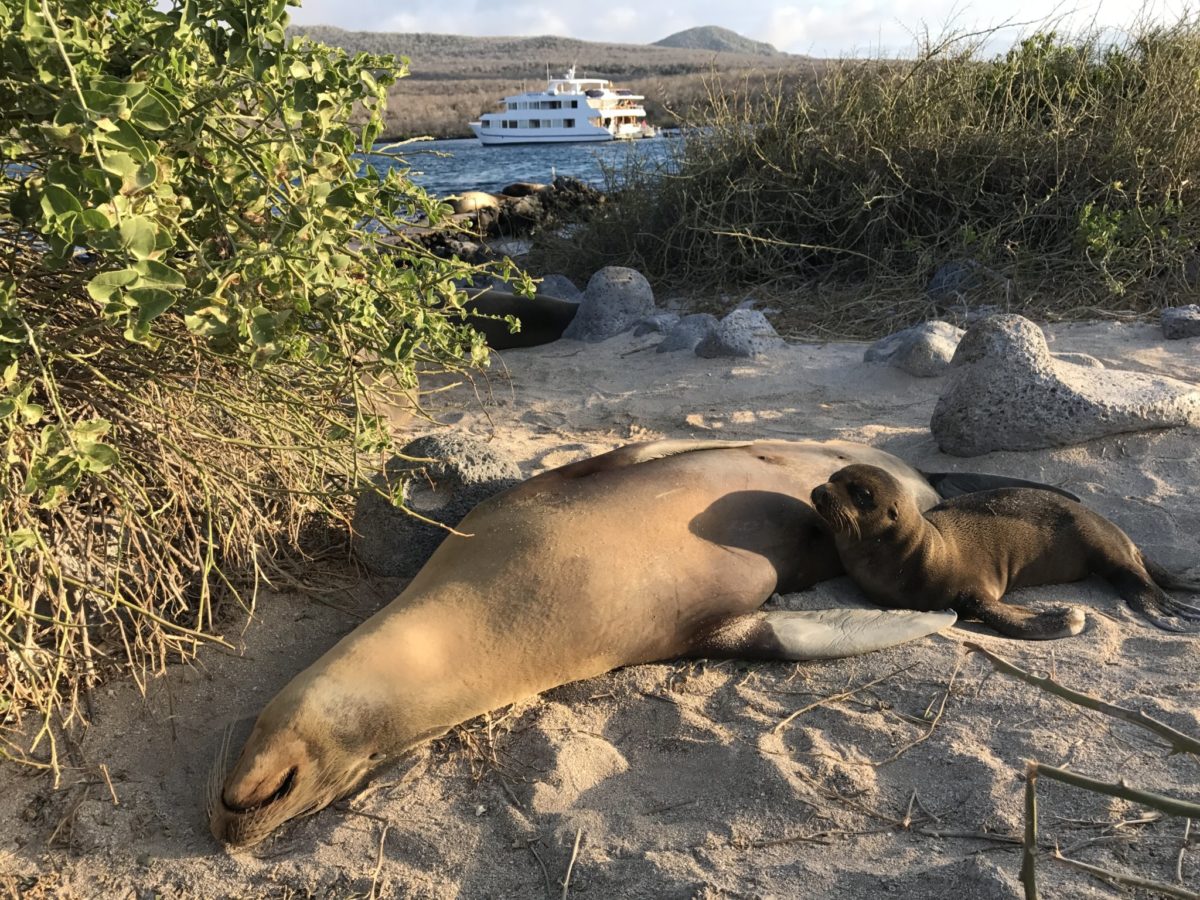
[[286, 1, 1187, 57]]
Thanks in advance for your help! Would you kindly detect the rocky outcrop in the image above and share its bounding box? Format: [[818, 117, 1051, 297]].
[[1163, 305, 1200, 340], [864, 321, 964, 377], [656, 313, 719, 353], [930, 315, 1200, 456], [695, 309, 784, 359], [352, 435, 521, 577], [563, 267, 657, 341]]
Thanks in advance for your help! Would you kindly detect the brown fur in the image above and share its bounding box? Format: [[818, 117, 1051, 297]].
[[812, 464, 1200, 640]]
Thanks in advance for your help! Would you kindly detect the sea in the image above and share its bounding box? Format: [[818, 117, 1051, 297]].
[[363, 137, 678, 197]]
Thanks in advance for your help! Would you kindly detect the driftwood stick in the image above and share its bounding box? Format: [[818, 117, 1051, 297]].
[[1031, 763, 1200, 820], [1022, 762, 1039, 900], [1052, 850, 1200, 900], [965, 643, 1200, 756]]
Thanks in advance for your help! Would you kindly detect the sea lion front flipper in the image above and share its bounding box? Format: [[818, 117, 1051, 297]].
[[958, 594, 1086, 640], [924, 472, 1080, 502], [686, 609, 957, 661]]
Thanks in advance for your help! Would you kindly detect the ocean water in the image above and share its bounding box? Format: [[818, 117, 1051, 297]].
[[363, 137, 677, 197]]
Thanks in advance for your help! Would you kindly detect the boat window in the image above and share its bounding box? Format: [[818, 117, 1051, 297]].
[[563, 120, 575, 128], [528, 120, 540, 128], [542, 119, 553, 128], [570, 100, 578, 108]]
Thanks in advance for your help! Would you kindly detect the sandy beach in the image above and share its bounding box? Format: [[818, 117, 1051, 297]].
[[2, 320, 1198, 899]]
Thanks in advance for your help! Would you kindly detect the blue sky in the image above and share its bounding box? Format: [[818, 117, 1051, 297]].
[[287, 1, 1186, 56]]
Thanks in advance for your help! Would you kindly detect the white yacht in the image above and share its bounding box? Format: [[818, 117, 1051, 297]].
[[470, 67, 656, 146]]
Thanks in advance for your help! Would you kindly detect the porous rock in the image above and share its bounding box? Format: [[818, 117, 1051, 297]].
[[931, 315, 1200, 456], [562, 266, 656, 341], [352, 434, 522, 577], [1163, 305, 1200, 340], [1051, 352, 1104, 369], [633, 312, 681, 336], [537, 274, 582, 302], [695, 309, 785, 359], [864, 320, 964, 377], [656, 313, 719, 353]]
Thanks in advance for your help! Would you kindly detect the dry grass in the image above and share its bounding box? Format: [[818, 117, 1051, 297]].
[[533, 17, 1200, 337]]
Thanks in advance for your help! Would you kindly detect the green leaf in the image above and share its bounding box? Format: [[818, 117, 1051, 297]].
[[78, 442, 118, 473], [128, 287, 177, 325], [101, 150, 139, 179], [119, 216, 158, 259], [133, 259, 184, 290], [86, 268, 139, 303], [40, 184, 83, 218], [130, 88, 179, 131], [3, 529, 38, 553], [96, 120, 153, 161]]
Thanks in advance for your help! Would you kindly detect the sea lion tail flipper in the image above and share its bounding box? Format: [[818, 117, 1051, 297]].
[[1110, 564, 1200, 632], [923, 472, 1080, 502], [554, 440, 755, 479], [959, 595, 1086, 640], [687, 609, 957, 661]]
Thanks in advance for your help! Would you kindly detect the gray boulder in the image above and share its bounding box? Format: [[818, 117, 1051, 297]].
[[931, 315, 1200, 456], [562, 266, 656, 341], [1163, 305, 1200, 339], [352, 434, 522, 577], [537, 274, 582, 302], [633, 312, 680, 336], [656, 313, 719, 353], [695, 309, 785, 359], [864, 320, 964, 377]]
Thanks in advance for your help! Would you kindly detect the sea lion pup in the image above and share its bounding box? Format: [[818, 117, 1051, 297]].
[[209, 440, 1071, 848], [811, 464, 1200, 640]]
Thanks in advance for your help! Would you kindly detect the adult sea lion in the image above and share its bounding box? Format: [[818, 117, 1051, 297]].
[[461, 288, 578, 349], [811, 464, 1200, 639], [209, 439, 1069, 847]]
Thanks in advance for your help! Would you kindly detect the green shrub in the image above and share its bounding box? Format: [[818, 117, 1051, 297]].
[[0, 0, 488, 767], [537, 20, 1200, 334]]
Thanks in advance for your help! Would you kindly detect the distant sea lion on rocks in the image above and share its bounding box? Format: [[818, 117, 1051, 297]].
[[209, 439, 1071, 848], [448, 191, 501, 214], [811, 464, 1200, 639]]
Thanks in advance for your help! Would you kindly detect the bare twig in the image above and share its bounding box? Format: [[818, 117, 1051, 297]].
[[774, 663, 915, 733], [1032, 762, 1200, 820], [561, 828, 583, 900], [1022, 761, 1039, 900], [966, 643, 1200, 756], [1053, 849, 1200, 899]]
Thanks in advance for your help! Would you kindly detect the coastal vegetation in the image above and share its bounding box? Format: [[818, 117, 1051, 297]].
[[0, 0, 487, 766], [535, 18, 1200, 335]]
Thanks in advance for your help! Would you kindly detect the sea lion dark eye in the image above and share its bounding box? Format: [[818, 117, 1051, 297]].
[[850, 485, 873, 509]]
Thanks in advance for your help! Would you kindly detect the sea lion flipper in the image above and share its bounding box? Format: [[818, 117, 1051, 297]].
[[924, 472, 1080, 502], [1108, 566, 1200, 632], [687, 609, 957, 661], [958, 594, 1086, 640]]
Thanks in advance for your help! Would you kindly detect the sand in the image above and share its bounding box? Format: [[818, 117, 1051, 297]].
[[2, 320, 1198, 899]]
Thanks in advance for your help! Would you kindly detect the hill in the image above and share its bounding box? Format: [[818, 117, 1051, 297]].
[[290, 25, 815, 139], [653, 25, 783, 56]]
